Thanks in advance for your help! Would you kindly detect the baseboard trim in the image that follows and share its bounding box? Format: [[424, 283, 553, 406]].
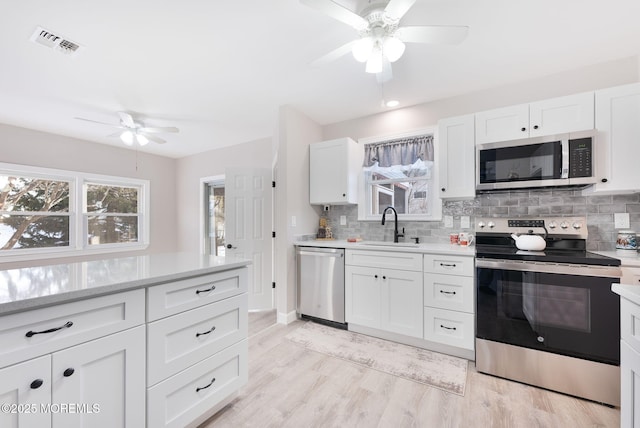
[[277, 310, 297, 325]]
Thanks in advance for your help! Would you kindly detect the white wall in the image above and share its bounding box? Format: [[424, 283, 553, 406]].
[[275, 105, 322, 323], [323, 55, 640, 141], [0, 123, 178, 268], [175, 137, 273, 253]]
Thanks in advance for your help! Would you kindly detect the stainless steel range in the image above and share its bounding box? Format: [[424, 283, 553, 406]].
[[474, 216, 622, 406]]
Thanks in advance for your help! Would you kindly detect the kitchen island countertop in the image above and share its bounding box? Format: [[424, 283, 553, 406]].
[[0, 252, 251, 316], [612, 283, 640, 306]]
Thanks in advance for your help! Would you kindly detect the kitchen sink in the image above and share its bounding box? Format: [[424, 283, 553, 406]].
[[358, 241, 420, 248]]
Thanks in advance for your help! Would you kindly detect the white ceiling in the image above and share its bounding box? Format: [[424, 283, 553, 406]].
[[1, 0, 639, 158]]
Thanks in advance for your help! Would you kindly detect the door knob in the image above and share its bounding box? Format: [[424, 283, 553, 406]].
[[226, 244, 237, 249]]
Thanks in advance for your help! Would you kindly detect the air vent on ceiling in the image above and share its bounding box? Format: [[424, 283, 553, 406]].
[[30, 26, 83, 57]]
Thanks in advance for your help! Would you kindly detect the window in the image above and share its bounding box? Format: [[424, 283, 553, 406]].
[[0, 163, 149, 262], [358, 130, 442, 221]]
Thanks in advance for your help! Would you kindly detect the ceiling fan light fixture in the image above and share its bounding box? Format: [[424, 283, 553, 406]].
[[136, 133, 149, 146], [382, 36, 405, 62], [352, 36, 374, 62], [365, 48, 383, 74], [120, 130, 134, 146]]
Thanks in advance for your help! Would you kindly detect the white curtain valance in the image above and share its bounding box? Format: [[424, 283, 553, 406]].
[[362, 135, 434, 168]]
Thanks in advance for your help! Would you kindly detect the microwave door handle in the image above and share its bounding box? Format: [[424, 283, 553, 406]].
[[560, 139, 569, 179]]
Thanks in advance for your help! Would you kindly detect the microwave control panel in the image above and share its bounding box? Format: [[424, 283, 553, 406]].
[[569, 138, 592, 178]]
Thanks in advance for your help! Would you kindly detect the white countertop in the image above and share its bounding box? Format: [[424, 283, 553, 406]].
[[295, 239, 476, 256], [0, 252, 251, 315], [612, 283, 640, 306], [594, 250, 640, 267]]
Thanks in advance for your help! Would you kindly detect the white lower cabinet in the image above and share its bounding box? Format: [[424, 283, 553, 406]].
[[423, 307, 474, 350], [345, 261, 423, 339], [621, 340, 640, 428], [0, 326, 145, 428]]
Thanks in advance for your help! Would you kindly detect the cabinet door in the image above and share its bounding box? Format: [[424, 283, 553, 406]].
[[381, 269, 423, 338], [310, 138, 359, 205], [345, 266, 381, 328], [589, 82, 640, 194], [0, 356, 51, 428], [529, 92, 594, 137], [51, 326, 145, 428], [621, 340, 640, 428], [475, 104, 529, 144], [438, 114, 476, 199]]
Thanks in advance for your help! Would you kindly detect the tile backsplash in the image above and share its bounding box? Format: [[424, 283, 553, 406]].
[[321, 189, 640, 251]]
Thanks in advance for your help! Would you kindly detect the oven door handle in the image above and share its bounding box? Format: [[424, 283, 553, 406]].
[[476, 259, 621, 278]]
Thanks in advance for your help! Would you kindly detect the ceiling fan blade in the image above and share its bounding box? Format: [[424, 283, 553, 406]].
[[300, 0, 368, 31], [106, 131, 123, 138], [396, 25, 469, 45], [384, 0, 416, 20], [75, 117, 123, 128], [117, 111, 136, 128], [138, 126, 179, 134], [311, 40, 358, 67], [143, 134, 167, 144]]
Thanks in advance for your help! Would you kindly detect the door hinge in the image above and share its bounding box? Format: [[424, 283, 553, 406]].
[[272, 282, 276, 289], [272, 181, 276, 188], [272, 231, 276, 238]]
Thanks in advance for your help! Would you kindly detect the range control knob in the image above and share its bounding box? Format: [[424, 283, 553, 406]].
[[487, 221, 496, 229], [572, 222, 582, 230], [478, 221, 486, 229], [560, 221, 569, 229], [548, 221, 557, 229]]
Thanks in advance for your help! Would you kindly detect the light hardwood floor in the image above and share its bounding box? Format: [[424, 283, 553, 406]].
[[201, 318, 620, 428]]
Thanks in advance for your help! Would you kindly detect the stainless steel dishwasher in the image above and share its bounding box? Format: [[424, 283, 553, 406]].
[[296, 246, 346, 326]]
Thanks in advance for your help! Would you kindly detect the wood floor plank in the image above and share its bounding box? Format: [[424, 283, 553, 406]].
[[200, 318, 620, 428]]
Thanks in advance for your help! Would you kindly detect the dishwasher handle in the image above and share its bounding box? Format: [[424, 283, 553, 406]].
[[297, 250, 343, 258]]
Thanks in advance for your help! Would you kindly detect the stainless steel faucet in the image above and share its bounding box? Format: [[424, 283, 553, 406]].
[[381, 206, 404, 243]]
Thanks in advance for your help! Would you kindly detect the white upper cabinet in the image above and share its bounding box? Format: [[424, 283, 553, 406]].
[[438, 114, 476, 200], [475, 92, 594, 144], [586, 82, 640, 194], [309, 137, 361, 205]]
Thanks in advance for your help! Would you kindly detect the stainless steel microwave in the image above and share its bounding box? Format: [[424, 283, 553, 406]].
[[476, 130, 597, 191]]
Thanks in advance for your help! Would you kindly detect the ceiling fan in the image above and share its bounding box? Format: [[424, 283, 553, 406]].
[[75, 111, 179, 146], [302, 0, 469, 81]]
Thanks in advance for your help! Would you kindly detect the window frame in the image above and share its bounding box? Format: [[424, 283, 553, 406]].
[[0, 162, 149, 263], [357, 127, 442, 222]]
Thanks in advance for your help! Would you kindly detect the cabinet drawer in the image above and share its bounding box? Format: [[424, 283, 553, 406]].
[[147, 339, 248, 428], [346, 250, 422, 271], [424, 274, 474, 313], [424, 307, 475, 351], [622, 298, 640, 355], [621, 267, 640, 286], [0, 289, 145, 368], [147, 294, 248, 386], [147, 267, 248, 321], [423, 254, 474, 277]]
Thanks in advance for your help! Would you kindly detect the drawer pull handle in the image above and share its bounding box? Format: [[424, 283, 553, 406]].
[[440, 324, 457, 331], [196, 377, 216, 392], [63, 368, 75, 377], [440, 290, 457, 295], [196, 326, 217, 337], [196, 285, 216, 295], [30, 379, 44, 389], [26, 321, 73, 338], [440, 263, 456, 268]]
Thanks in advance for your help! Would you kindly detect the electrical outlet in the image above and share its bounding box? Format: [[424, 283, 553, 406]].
[[340, 215, 347, 226], [614, 213, 630, 229], [461, 216, 471, 229], [444, 215, 453, 228]]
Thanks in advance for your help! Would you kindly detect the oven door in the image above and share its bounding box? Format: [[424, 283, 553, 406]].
[[476, 259, 620, 365], [476, 138, 566, 190]]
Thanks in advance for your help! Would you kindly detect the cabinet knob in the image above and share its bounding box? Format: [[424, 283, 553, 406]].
[[441, 188, 446, 192], [601, 178, 608, 183], [63, 368, 75, 377], [30, 379, 44, 389], [533, 125, 539, 130], [374, 274, 378, 279], [382, 276, 386, 280], [521, 127, 526, 132], [342, 193, 346, 197]]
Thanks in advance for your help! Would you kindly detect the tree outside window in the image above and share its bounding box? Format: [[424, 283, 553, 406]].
[[85, 184, 140, 245]]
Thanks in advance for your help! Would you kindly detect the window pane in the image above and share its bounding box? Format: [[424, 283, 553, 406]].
[[86, 184, 138, 213], [0, 215, 70, 250], [0, 176, 69, 212], [370, 180, 431, 216], [87, 215, 139, 245]]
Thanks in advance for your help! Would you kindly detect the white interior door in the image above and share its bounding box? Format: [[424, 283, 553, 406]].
[[225, 168, 273, 310]]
